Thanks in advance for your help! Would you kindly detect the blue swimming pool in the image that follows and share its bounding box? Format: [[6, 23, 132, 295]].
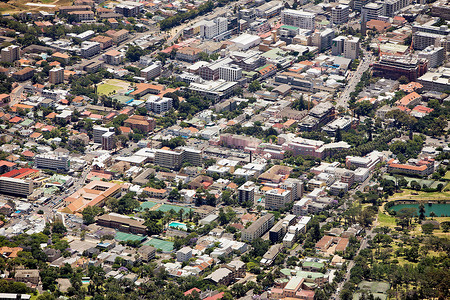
[[169, 222, 188, 231]]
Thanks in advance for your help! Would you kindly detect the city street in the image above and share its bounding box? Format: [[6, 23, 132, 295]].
[[337, 50, 376, 109]]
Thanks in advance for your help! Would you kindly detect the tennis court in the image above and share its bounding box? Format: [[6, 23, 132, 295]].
[[142, 238, 174, 252], [156, 204, 192, 214], [114, 232, 146, 242], [139, 201, 158, 211]]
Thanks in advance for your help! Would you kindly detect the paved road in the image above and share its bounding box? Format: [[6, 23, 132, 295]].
[[334, 225, 375, 300], [337, 50, 376, 109]]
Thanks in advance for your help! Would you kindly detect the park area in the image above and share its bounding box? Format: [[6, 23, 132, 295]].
[[97, 79, 131, 96], [353, 281, 390, 300], [0, 0, 71, 13]]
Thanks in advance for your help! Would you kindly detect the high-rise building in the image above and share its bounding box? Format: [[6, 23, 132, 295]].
[[49, 67, 64, 85], [238, 181, 255, 203], [101, 131, 115, 150], [343, 36, 360, 60], [241, 213, 275, 242], [265, 188, 291, 210], [198, 17, 228, 39], [418, 46, 445, 68], [219, 64, 243, 82], [281, 9, 315, 30], [145, 95, 173, 114], [332, 5, 349, 24], [312, 28, 335, 51], [332, 36, 346, 56], [141, 62, 161, 80], [93, 126, 114, 144], [353, 0, 371, 11], [383, 0, 411, 17], [362, 3, 383, 22], [281, 178, 303, 202], [1, 45, 20, 63], [154, 148, 202, 169]]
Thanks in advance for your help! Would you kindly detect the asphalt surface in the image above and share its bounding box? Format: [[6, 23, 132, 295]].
[[336, 50, 376, 109]]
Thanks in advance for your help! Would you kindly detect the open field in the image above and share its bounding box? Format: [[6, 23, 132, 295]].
[[0, 0, 71, 14], [97, 79, 131, 96], [376, 211, 397, 228], [388, 189, 450, 201]]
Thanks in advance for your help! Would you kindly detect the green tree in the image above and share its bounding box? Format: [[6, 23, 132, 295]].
[[248, 80, 261, 92]]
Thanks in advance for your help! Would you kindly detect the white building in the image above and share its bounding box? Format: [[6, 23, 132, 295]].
[[281, 9, 315, 30], [230, 33, 261, 50], [332, 4, 349, 24], [362, 3, 383, 22], [418, 46, 445, 68], [176, 247, 192, 262], [0, 177, 33, 197], [343, 36, 360, 60], [94, 126, 115, 144], [141, 62, 161, 80], [35, 154, 70, 172], [265, 188, 291, 210], [219, 64, 243, 82], [199, 17, 228, 40], [80, 41, 101, 58], [238, 181, 255, 204], [146, 95, 173, 114]]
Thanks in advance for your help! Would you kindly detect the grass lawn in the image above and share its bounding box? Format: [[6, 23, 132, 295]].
[[443, 171, 450, 180], [389, 189, 450, 201], [377, 212, 397, 228], [97, 79, 131, 96], [97, 84, 122, 96]]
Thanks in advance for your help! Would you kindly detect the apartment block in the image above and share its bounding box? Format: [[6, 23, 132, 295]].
[[12, 67, 35, 81], [35, 154, 70, 172], [0, 177, 33, 197], [105, 29, 129, 44], [102, 50, 124, 65], [1, 45, 20, 63], [238, 181, 256, 204], [265, 188, 291, 210], [68, 10, 94, 21], [176, 47, 203, 62], [49, 67, 64, 84], [362, 3, 383, 22], [141, 62, 161, 80], [145, 95, 173, 114], [101, 131, 115, 150], [241, 213, 275, 242], [343, 36, 360, 60], [332, 5, 349, 24], [155, 148, 202, 170], [80, 41, 101, 58], [281, 9, 315, 30], [90, 35, 113, 49], [176, 247, 192, 262], [93, 126, 114, 144]]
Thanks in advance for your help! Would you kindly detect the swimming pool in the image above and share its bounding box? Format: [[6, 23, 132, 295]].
[[168, 222, 188, 231]]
